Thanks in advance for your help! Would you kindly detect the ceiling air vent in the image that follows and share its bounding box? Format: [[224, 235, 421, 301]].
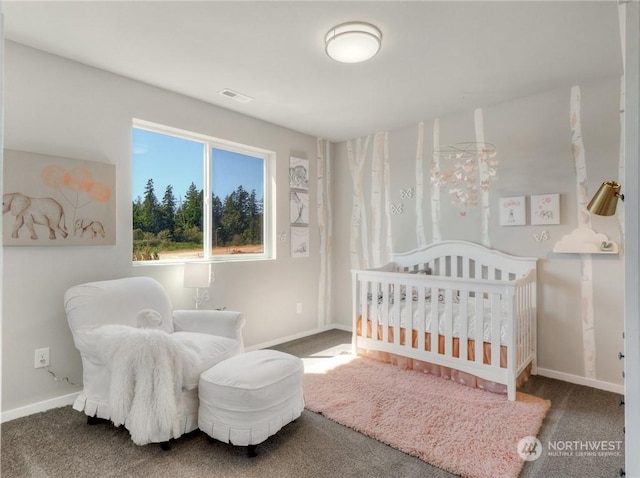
[[218, 88, 253, 104]]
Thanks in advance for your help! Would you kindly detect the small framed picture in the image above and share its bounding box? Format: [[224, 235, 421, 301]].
[[290, 226, 309, 258], [290, 190, 309, 226], [499, 196, 526, 226], [530, 193, 560, 225], [289, 157, 309, 191]]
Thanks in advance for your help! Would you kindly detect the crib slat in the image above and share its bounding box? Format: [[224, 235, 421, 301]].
[[393, 278, 401, 346], [491, 292, 501, 367], [403, 280, 412, 351], [352, 272, 358, 353], [517, 285, 524, 369], [430, 287, 438, 353], [508, 287, 517, 370], [417, 285, 426, 351], [360, 279, 368, 338], [521, 283, 528, 365], [524, 285, 529, 364], [459, 290, 468, 361], [474, 294, 483, 364], [517, 285, 522, 362], [444, 289, 453, 357], [381, 281, 389, 344], [528, 282, 533, 361]]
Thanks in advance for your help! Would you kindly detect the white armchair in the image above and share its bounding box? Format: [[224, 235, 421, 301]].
[[64, 276, 245, 446]]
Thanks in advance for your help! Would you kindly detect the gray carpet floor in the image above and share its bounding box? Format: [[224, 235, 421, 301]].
[[1, 329, 625, 477]]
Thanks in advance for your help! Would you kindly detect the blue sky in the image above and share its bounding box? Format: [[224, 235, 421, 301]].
[[132, 128, 264, 204]]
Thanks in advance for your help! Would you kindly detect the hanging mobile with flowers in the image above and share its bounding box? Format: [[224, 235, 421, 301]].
[[432, 142, 498, 216]]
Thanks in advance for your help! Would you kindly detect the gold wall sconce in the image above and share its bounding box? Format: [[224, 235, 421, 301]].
[[587, 181, 624, 216]]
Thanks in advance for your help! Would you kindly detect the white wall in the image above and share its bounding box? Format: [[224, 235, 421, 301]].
[[624, 2, 640, 475], [0, 5, 5, 417], [1, 42, 321, 412], [332, 77, 625, 390]]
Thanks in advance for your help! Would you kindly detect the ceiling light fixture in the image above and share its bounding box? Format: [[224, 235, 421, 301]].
[[325, 22, 382, 64]]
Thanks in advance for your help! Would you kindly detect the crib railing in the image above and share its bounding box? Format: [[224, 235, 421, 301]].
[[352, 267, 536, 399]]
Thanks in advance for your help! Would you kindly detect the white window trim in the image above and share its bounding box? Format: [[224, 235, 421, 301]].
[[132, 118, 276, 264]]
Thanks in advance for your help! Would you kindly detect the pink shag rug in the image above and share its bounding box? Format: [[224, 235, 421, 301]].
[[304, 357, 550, 478]]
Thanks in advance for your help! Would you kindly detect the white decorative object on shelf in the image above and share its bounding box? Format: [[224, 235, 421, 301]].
[[552, 227, 619, 254]]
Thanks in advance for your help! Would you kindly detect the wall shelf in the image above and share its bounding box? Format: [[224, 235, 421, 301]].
[[552, 226, 619, 254]]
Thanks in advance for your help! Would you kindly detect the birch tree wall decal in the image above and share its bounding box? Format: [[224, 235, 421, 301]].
[[475, 108, 492, 247], [316, 138, 332, 328], [571, 84, 596, 380], [383, 131, 393, 263], [430, 119, 442, 243], [415, 122, 427, 248], [348, 135, 371, 269], [371, 132, 384, 267]]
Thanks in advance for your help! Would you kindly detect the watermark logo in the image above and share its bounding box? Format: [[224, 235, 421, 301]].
[[517, 437, 624, 460], [517, 436, 543, 461], [547, 440, 623, 458]]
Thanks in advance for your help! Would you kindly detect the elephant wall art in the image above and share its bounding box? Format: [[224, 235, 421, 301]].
[[3, 193, 68, 240], [3, 149, 116, 246]]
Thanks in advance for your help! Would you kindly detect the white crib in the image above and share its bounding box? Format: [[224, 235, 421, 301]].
[[351, 240, 537, 401]]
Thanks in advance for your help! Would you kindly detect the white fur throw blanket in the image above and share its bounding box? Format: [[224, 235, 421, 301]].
[[91, 325, 198, 445]]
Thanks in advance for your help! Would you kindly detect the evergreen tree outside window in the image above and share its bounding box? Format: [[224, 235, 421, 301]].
[[212, 148, 264, 254], [132, 120, 273, 262]]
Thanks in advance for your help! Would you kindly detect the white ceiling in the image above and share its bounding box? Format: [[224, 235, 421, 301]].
[[3, 1, 623, 142]]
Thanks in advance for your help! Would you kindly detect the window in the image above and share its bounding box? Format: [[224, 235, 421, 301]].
[[132, 120, 274, 262]]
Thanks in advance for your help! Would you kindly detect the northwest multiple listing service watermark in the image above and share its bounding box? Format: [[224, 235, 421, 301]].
[[517, 436, 623, 461]]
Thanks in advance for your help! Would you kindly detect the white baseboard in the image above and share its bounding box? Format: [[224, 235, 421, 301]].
[[536, 368, 624, 395], [1, 392, 80, 423]]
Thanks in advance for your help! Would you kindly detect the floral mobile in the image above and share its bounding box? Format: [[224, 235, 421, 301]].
[[432, 142, 498, 215]]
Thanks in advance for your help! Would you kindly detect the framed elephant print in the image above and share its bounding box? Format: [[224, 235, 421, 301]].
[[530, 193, 560, 225], [3, 149, 116, 246]]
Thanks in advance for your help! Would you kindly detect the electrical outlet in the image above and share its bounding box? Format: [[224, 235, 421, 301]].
[[35, 347, 50, 369], [296, 302, 302, 314]]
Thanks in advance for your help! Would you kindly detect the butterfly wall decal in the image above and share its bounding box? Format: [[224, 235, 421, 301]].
[[400, 188, 414, 200], [533, 230, 549, 243], [391, 204, 404, 215]]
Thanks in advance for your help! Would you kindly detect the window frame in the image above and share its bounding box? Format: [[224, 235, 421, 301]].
[[132, 119, 276, 264]]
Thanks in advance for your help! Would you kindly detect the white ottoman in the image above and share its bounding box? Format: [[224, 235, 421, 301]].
[[198, 349, 304, 454]]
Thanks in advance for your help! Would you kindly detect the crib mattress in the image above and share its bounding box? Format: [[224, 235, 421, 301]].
[[366, 299, 508, 344]]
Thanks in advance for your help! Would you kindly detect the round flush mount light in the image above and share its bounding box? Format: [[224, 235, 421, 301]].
[[325, 22, 382, 63]]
